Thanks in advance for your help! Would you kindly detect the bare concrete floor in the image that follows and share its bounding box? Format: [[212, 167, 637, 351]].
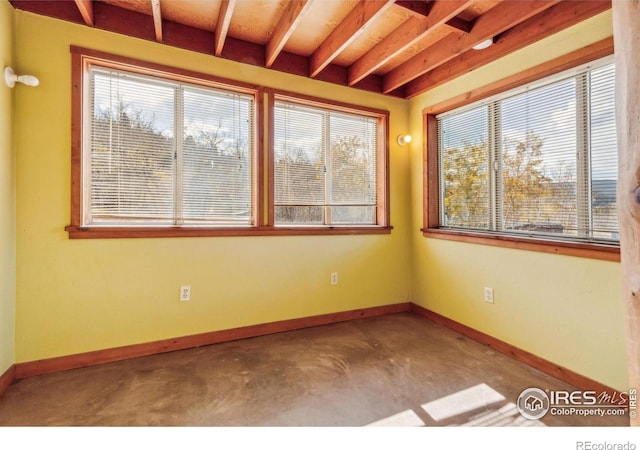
[[0, 313, 629, 426]]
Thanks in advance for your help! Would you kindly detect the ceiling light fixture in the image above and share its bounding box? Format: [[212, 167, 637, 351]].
[[472, 38, 493, 51], [397, 134, 412, 147], [4, 67, 40, 88]]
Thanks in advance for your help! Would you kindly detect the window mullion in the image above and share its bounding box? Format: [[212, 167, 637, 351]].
[[175, 86, 185, 226], [489, 102, 502, 232], [323, 111, 332, 225], [576, 73, 591, 238]]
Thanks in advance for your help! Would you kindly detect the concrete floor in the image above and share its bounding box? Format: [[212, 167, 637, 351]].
[[0, 313, 629, 426]]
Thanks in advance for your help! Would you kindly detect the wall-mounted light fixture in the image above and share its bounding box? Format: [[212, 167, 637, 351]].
[[397, 134, 412, 147], [4, 67, 40, 88], [472, 38, 493, 51]]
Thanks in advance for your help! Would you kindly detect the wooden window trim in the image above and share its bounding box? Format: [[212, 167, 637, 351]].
[[69, 47, 264, 239], [69, 47, 391, 239], [422, 37, 619, 262], [267, 88, 391, 231]]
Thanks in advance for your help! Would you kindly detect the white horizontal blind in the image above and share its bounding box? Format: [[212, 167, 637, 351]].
[[498, 77, 578, 236], [87, 66, 254, 227], [273, 99, 378, 225], [437, 59, 618, 243]]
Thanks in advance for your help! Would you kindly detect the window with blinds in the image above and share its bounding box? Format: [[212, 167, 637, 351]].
[[437, 58, 618, 243], [85, 65, 256, 227], [273, 97, 382, 226]]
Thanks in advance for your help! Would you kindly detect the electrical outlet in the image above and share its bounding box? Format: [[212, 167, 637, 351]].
[[180, 285, 191, 301], [484, 287, 494, 304], [331, 272, 338, 286]]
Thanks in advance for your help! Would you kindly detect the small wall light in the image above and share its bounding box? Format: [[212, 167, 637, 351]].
[[4, 67, 40, 88], [397, 134, 412, 147], [472, 38, 493, 51]]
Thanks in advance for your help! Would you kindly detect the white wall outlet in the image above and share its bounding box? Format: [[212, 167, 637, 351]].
[[180, 285, 191, 301], [330, 272, 338, 286], [484, 287, 494, 304]]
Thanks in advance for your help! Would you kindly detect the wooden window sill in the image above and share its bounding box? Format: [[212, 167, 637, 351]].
[[65, 225, 393, 239], [422, 228, 620, 262]]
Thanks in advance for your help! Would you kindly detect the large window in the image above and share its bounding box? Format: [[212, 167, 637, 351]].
[[271, 94, 389, 228], [426, 56, 619, 257], [87, 67, 256, 228], [68, 49, 390, 238]]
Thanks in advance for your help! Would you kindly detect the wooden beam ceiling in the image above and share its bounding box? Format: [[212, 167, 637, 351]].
[[382, 0, 562, 93], [266, 0, 313, 68], [309, 0, 395, 78], [348, 0, 474, 86], [151, 0, 162, 42], [405, 0, 612, 98], [10, 0, 613, 99], [74, 0, 94, 27], [215, 0, 236, 57]]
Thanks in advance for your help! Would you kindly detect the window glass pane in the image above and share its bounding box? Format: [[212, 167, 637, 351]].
[[183, 87, 253, 224], [589, 64, 618, 241], [274, 103, 326, 225], [329, 112, 377, 224], [274, 99, 381, 226], [90, 70, 175, 224], [439, 105, 490, 230], [87, 66, 255, 228], [436, 58, 618, 245], [500, 78, 577, 236]]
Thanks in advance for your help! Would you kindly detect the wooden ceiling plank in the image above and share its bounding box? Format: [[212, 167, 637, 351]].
[[74, 0, 94, 27], [265, 0, 313, 68], [382, 0, 561, 93], [348, 0, 474, 86], [405, 0, 612, 98], [309, 0, 395, 78], [151, 0, 162, 42], [215, 0, 236, 57]]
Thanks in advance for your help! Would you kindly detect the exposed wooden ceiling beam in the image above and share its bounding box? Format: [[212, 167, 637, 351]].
[[405, 0, 611, 98], [215, 0, 236, 57], [151, 0, 162, 42], [348, 0, 473, 86], [382, 0, 561, 93], [74, 0, 94, 26], [309, 0, 395, 78], [266, 0, 313, 68]]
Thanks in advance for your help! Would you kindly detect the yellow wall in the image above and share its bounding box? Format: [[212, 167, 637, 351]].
[[0, 0, 16, 375], [408, 11, 628, 391], [13, 11, 412, 362], [8, 7, 629, 392]]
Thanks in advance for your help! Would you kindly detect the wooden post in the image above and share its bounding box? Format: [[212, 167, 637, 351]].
[[613, 0, 640, 427]]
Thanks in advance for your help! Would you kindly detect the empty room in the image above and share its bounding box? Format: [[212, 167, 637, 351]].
[[1, 0, 638, 438]]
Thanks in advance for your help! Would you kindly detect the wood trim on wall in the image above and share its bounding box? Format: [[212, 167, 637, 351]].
[[14, 303, 411, 379], [0, 365, 16, 397], [6, 303, 620, 400], [409, 303, 621, 395]]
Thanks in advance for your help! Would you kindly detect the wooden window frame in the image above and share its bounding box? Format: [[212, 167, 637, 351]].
[[67, 47, 391, 239], [66, 46, 264, 239], [422, 37, 620, 262], [266, 89, 392, 235]]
